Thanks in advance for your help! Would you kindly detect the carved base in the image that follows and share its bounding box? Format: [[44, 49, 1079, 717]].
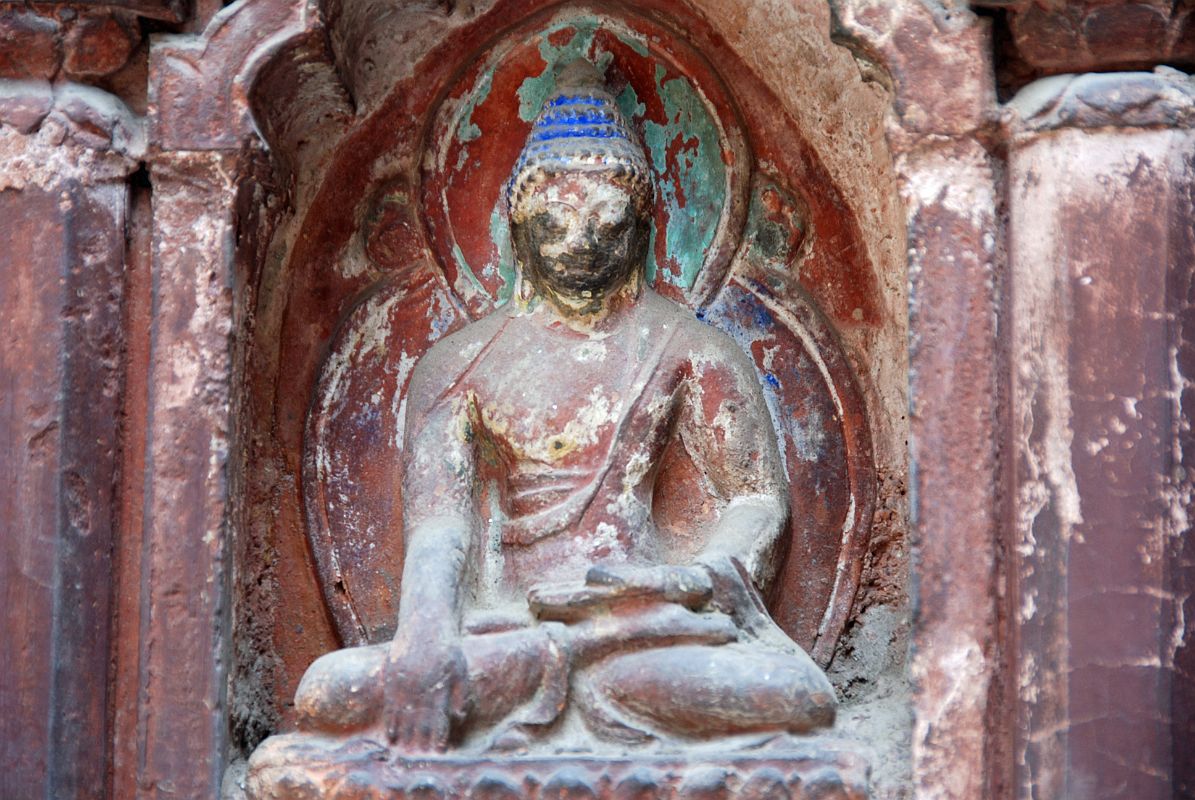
[[246, 734, 870, 799]]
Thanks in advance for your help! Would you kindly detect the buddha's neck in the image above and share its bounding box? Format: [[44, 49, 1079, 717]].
[[517, 272, 644, 335]]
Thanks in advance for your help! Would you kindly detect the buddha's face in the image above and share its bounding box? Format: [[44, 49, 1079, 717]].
[[510, 171, 650, 304]]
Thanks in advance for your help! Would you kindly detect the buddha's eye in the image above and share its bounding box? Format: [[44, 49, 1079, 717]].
[[532, 209, 571, 238], [606, 217, 632, 234]]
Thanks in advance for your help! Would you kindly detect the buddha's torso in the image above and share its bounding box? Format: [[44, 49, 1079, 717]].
[[438, 292, 693, 600]]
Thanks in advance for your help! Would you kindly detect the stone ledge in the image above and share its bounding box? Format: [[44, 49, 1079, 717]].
[[247, 734, 870, 799], [1007, 67, 1195, 134]]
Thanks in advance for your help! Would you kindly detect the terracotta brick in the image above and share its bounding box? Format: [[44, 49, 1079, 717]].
[[62, 13, 139, 79], [0, 10, 61, 80]]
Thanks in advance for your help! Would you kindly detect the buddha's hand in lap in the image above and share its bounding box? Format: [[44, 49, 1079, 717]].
[[586, 564, 715, 605], [586, 558, 765, 619], [527, 564, 713, 623], [382, 626, 469, 753]]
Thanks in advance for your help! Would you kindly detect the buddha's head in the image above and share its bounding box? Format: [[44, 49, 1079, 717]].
[[507, 60, 653, 314]]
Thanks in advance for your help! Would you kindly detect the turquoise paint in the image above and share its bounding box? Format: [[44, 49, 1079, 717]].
[[456, 69, 494, 144], [451, 241, 486, 297], [449, 68, 495, 296], [488, 201, 516, 305], [459, 120, 482, 144], [645, 221, 660, 285], [517, 18, 604, 123], [641, 64, 725, 291], [447, 16, 725, 303], [615, 83, 646, 120], [615, 83, 658, 283]]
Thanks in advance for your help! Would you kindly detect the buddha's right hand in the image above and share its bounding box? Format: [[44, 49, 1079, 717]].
[[382, 628, 469, 753]]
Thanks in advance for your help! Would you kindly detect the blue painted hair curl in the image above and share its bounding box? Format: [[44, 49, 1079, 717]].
[[508, 60, 653, 215]]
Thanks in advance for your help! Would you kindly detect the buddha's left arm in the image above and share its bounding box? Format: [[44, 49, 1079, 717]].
[[680, 332, 789, 593]]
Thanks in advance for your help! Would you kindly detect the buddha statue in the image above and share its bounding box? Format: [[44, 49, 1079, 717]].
[[287, 60, 836, 757]]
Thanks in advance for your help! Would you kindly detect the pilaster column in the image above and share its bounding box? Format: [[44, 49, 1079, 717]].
[[836, 4, 1007, 797], [124, 150, 241, 798], [1006, 69, 1195, 799], [0, 84, 140, 800]]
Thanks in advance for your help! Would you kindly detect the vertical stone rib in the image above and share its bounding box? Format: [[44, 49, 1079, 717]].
[[900, 140, 1001, 800], [47, 179, 128, 799], [0, 118, 134, 799], [135, 152, 238, 798], [1007, 71, 1195, 798]]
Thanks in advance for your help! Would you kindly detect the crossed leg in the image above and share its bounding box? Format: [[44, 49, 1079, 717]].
[[292, 626, 566, 738], [292, 604, 833, 746], [575, 642, 836, 743]]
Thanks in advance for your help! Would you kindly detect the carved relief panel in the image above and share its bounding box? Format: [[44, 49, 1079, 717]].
[[233, 2, 908, 797], [305, 9, 876, 665]]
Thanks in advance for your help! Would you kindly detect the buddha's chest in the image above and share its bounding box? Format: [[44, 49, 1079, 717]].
[[468, 329, 681, 468]]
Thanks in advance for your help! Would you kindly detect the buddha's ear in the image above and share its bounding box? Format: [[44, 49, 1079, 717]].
[[507, 218, 541, 299], [508, 213, 531, 262]]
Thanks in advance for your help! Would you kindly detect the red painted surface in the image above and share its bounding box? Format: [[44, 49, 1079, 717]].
[[421, 11, 749, 312], [0, 180, 127, 799], [295, 3, 878, 673]]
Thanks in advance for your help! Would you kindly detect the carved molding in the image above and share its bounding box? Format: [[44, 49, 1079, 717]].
[[1006, 68, 1195, 134]]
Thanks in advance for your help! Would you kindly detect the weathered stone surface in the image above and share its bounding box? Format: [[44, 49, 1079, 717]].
[[973, 0, 1195, 73], [0, 108, 136, 800], [0, 80, 144, 153], [837, 0, 997, 141], [841, 5, 1006, 798], [62, 13, 140, 79], [148, 0, 305, 151], [0, 1, 1014, 798], [128, 151, 241, 799], [1007, 68, 1195, 134], [234, 4, 908, 742], [897, 139, 1002, 800], [0, 10, 61, 80], [1006, 112, 1195, 800], [0, 79, 54, 133], [27, 0, 186, 23], [0, 8, 144, 83], [247, 736, 870, 800]]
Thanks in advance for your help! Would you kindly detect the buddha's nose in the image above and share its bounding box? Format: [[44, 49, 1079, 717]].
[[563, 215, 598, 249]]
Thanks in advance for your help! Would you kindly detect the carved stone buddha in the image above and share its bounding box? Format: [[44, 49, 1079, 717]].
[[248, 60, 863, 798]]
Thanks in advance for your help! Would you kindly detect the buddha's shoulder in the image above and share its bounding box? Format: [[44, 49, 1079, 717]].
[[411, 311, 507, 381], [642, 292, 751, 367]]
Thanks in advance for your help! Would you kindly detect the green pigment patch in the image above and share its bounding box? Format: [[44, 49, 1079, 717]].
[[488, 202, 516, 303], [517, 18, 606, 122], [455, 68, 493, 143], [642, 64, 726, 292], [447, 16, 726, 305]]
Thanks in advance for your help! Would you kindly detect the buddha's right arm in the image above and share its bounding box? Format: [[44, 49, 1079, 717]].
[[394, 516, 470, 638], [396, 380, 480, 639]]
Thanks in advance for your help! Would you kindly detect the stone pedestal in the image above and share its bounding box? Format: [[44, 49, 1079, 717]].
[[247, 735, 869, 800]]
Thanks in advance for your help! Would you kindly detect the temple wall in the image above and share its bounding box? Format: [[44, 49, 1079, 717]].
[[0, 1, 1191, 798], [1004, 75, 1195, 798]]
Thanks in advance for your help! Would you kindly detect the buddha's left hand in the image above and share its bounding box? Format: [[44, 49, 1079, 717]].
[[527, 564, 712, 622], [589, 557, 772, 624], [584, 563, 714, 605]]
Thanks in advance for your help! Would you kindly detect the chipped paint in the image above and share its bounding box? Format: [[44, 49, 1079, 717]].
[[423, 11, 738, 312], [237, 0, 903, 763], [515, 18, 606, 123], [641, 62, 726, 289]]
